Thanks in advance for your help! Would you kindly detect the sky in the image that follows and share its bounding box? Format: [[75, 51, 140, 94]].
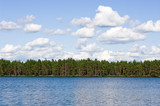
[[0, 0, 160, 61]]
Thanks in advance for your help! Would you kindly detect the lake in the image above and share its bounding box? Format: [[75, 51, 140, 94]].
[[0, 77, 160, 106]]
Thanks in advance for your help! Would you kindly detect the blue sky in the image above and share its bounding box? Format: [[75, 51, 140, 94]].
[[0, 0, 160, 61]]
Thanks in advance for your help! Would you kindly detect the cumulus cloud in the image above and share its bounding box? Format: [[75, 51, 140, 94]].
[[150, 46, 160, 55], [25, 38, 55, 48], [95, 30, 102, 35], [75, 38, 103, 55], [1, 44, 21, 53], [24, 23, 42, 33], [0, 21, 21, 31], [70, 6, 129, 28], [44, 28, 71, 35], [0, 38, 62, 60], [71, 17, 92, 26], [110, 44, 160, 61], [92, 6, 129, 27], [129, 20, 140, 27], [97, 27, 145, 44], [80, 43, 103, 53], [129, 44, 147, 54], [17, 15, 35, 23], [143, 57, 160, 61], [72, 52, 91, 60], [72, 27, 95, 38], [76, 38, 88, 49], [92, 50, 113, 60], [64, 51, 113, 60], [111, 51, 140, 61], [0, 38, 160, 61], [135, 20, 160, 32]]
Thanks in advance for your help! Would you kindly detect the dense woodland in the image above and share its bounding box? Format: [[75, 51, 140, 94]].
[[0, 58, 160, 77]]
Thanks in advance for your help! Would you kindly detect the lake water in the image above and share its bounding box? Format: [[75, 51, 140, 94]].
[[0, 77, 160, 106]]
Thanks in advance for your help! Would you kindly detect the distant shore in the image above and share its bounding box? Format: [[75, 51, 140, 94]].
[[0, 58, 160, 77], [0, 75, 159, 77]]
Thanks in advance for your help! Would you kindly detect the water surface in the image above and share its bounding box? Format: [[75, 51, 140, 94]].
[[0, 77, 160, 106]]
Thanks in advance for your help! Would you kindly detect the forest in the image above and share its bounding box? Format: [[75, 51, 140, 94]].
[[0, 58, 160, 77]]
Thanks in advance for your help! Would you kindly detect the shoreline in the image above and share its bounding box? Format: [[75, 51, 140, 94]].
[[0, 75, 159, 77]]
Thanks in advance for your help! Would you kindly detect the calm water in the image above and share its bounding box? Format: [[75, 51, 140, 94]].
[[0, 77, 160, 106]]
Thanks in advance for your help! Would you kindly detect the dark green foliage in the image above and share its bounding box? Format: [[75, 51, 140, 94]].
[[0, 59, 160, 77]]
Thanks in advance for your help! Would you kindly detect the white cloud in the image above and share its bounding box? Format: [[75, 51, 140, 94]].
[[92, 6, 129, 27], [98, 27, 145, 44], [70, 6, 129, 28], [80, 43, 103, 53], [111, 51, 140, 61], [136, 20, 160, 32], [25, 38, 53, 48], [75, 38, 104, 56], [92, 50, 113, 60], [142, 57, 160, 61], [0, 38, 160, 61], [96, 30, 102, 35], [0, 21, 21, 31], [1, 44, 21, 53], [76, 38, 88, 49], [129, 20, 140, 27], [110, 44, 160, 61], [17, 15, 35, 23], [71, 17, 92, 26], [130, 44, 147, 54], [150, 46, 160, 54], [0, 38, 62, 60], [60, 52, 74, 59], [44, 28, 71, 35], [72, 52, 91, 60], [24, 23, 42, 33], [72, 27, 95, 38]]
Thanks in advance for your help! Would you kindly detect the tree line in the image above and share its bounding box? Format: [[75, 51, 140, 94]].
[[0, 58, 160, 77]]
